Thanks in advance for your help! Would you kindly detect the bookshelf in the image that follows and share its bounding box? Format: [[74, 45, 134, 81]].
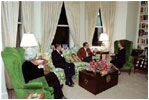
[[133, 1, 148, 74], [137, 1, 148, 50]]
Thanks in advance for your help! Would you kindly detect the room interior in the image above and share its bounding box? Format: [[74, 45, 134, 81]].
[[0, 1, 148, 99]]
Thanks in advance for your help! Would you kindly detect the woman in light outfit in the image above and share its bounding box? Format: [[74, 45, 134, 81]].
[[22, 48, 66, 99]]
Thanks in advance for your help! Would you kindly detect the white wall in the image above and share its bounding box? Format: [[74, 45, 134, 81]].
[[126, 1, 139, 48]]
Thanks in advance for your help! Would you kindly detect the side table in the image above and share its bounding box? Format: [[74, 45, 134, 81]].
[[96, 51, 109, 60]]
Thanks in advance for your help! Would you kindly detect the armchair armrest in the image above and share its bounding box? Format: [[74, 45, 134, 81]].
[[23, 82, 43, 89]]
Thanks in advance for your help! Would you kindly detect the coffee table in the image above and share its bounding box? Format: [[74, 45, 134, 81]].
[[79, 65, 118, 95]]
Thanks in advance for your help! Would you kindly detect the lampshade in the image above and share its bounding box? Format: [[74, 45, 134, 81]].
[[99, 33, 109, 41], [20, 33, 38, 47]]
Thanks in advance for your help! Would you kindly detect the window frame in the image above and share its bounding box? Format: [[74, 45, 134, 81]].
[[92, 8, 103, 46]]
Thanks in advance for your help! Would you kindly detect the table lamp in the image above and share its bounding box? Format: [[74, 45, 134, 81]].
[[20, 33, 38, 48], [99, 33, 109, 50]]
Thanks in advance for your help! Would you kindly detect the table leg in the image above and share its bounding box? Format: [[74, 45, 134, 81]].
[[100, 54, 102, 60]]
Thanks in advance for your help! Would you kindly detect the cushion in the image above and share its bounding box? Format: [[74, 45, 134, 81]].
[[67, 53, 82, 62]]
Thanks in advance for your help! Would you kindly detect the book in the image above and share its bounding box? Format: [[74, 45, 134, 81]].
[[25, 93, 44, 99]]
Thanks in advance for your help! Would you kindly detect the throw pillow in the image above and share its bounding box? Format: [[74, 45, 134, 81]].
[[70, 53, 82, 62]]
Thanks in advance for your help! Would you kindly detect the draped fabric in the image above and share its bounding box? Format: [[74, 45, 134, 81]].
[[65, 1, 81, 47], [1, 1, 19, 89], [41, 1, 63, 52], [85, 2, 100, 46], [22, 1, 34, 33], [99, 2, 116, 49], [1, 1, 19, 47]]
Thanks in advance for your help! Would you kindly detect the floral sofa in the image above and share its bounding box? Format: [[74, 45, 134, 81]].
[[43, 49, 90, 83]]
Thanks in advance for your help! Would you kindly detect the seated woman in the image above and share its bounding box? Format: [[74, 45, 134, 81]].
[[22, 48, 66, 99], [110, 40, 126, 74]]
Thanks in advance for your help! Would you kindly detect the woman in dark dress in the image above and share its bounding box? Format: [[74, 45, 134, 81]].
[[22, 48, 66, 99], [110, 40, 126, 74]]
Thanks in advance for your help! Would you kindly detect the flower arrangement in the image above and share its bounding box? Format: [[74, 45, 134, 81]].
[[87, 59, 111, 76]]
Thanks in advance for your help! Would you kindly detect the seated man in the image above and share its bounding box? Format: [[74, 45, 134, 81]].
[[51, 44, 75, 87], [77, 42, 94, 63]]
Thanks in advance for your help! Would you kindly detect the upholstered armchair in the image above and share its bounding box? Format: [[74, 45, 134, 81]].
[[1, 47, 54, 99], [111, 40, 133, 75]]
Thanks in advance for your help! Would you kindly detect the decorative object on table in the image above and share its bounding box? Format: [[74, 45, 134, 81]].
[[87, 59, 111, 76], [79, 65, 118, 95], [99, 33, 109, 50], [20, 32, 38, 48], [25, 92, 44, 99]]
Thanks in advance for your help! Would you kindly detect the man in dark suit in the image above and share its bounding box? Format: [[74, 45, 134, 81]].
[[77, 42, 94, 63], [51, 44, 75, 87]]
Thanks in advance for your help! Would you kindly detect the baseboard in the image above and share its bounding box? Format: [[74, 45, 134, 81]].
[[1, 92, 8, 99]]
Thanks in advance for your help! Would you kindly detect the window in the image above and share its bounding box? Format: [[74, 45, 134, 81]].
[[52, 3, 69, 48], [16, 1, 23, 47], [92, 9, 103, 46]]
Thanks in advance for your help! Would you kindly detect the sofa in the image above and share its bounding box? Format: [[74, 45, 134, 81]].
[[42, 49, 90, 83]]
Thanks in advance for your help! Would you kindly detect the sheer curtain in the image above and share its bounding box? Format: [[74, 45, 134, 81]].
[[65, 1, 81, 47], [99, 2, 116, 49], [22, 1, 34, 33], [41, 1, 63, 52], [1, 1, 19, 89], [85, 2, 100, 46]]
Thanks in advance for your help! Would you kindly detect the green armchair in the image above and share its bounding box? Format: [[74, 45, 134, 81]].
[[1, 47, 54, 99], [111, 40, 133, 75]]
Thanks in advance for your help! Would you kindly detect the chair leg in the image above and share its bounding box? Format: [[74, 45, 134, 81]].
[[134, 66, 136, 74], [129, 69, 131, 75]]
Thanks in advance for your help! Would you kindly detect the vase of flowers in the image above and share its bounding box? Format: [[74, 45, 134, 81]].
[[87, 59, 111, 76]]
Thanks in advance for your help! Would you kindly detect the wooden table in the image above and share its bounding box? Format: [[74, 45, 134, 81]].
[[79, 65, 118, 95], [96, 51, 109, 60]]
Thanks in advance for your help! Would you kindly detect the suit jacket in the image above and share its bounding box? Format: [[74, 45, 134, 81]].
[[51, 50, 66, 66], [77, 47, 94, 60]]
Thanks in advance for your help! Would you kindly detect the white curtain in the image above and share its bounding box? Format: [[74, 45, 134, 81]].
[[85, 1, 100, 46], [41, 1, 63, 52], [65, 1, 81, 47], [22, 1, 34, 33], [1, 1, 19, 89], [99, 2, 116, 49]]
